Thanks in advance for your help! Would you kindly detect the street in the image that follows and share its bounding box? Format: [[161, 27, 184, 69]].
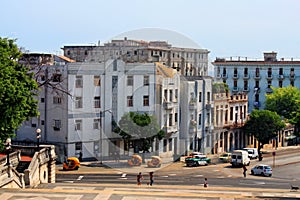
[[56, 147, 300, 190]]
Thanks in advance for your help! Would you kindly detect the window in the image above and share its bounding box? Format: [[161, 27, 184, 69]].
[[75, 97, 83, 108], [127, 75, 133, 86], [94, 96, 100, 108], [255, 68, 260, 77], [41, 120, 45, 125], [75, 120, 82, 131], [207, 92, 210, 103], [199, 92, 202, 102], [41, 98, 45, 103], [267, 68, 272, 77], [113, 60, 117, 71], [53, 96, 62, 104], [291, 80, 294, 86], [94, 76, 100, 86], [169, 138, 173, 151], [75, 142, 82, 151], [169, 114, 173, 126], [279, 80, 283, 88], [143, 75, 149, 86], [198, 114, 202, 125], [175, 113, 178, 123], [53, 119, 61, 131], [52, 74, 62, 82], [75, 75, 83, 88], [127, 96, 133, 107], [143, 95, 149, 106], [93, 118, 100, 129], [164, 89, 168, 102], [163, 139, 167, 152], [169, 90, 173, 102]]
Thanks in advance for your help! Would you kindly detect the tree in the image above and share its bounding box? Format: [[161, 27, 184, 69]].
[[265, 86, 300, 136], [113, 112, 165, 153], [0, 38, 39, 149], [243, 110, 285, 153]]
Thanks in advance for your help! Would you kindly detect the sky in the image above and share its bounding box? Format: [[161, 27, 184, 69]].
[[1, 0, 300, 61]]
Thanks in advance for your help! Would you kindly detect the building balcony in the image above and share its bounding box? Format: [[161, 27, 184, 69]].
[[163, 102, 174, 110], [189, 126, 197, 134], [164, 125, 178, 133], [266, 87, 273, 94], [290, 74, 295, 80], [205, 125, 213, 132], [206, 103, 213, 110], [243, 87, 249, 92], [254, 74, 261, 80], [278, 74, 284, 80], [253, 101, 260, 108], [243, 74, 250, 79], [266, 75, 273, 80], [216, 74, 221, 79], [189, 101, 197, 110], [221, 74, 228, 79], [232, 87, 239, 92], [233, 74, 239, 79]]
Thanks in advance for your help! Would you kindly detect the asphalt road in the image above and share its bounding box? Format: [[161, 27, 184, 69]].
[[56, 147, 300, 190]]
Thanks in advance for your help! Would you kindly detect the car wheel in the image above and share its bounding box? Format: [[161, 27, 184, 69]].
[[269, 174, 272, 177], [251, 170, 254, 175], [261, 172, 264, 176]]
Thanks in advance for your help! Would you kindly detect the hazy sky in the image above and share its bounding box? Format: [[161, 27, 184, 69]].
[[1, 0, 300, 60]]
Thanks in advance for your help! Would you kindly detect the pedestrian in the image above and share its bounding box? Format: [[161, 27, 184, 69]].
[[203, 178, 208, 188], [137, 172, 143, 186], [242, 165, 247, 178], [147, 172, 154, 186], [78, 152, 83, 162]]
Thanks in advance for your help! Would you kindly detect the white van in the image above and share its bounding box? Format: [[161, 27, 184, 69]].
[[231, 150, 250, 167], [243, 148, 259, 159]]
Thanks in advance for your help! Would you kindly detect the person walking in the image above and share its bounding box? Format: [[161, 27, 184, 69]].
[[242, 165, 247, 178], [147, 172, 154, 186], [137, 172, 143, 186], [203, 178, 208, 188]]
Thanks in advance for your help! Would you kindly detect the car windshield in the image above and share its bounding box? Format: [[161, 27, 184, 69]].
[[265, 166, 271, 169], [222, 154, 229, 157]]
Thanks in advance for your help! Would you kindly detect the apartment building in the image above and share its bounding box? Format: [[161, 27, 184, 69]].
[[212, 52, 300, 112], [62, 37, 210, 77], [17, 57, 180, 162], [180, 76, 213, 155]]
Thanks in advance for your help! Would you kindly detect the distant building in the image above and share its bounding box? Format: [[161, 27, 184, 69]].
[[212, 52, 300, 112], [62, 37, 210, 77]]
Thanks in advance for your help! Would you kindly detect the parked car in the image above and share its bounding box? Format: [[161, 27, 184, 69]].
[[243, 148, 259, 159], [185, 157, 208, 167], [251, 164, 272, 177], [219, 153, 232, 163], [185, 153, 211, 167]]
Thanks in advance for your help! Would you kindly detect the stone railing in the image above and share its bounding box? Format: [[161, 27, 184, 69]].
[[24, 145, 56, 188], [0, 151, 25, 188]]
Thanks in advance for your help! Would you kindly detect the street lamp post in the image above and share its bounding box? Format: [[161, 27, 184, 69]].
[[5, 138, 11, 166], [36, 128, 41, 151]]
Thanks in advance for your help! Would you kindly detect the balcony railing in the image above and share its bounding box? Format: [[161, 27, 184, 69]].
[[243, 74, 250, 79], [163, 102, 174, 110]]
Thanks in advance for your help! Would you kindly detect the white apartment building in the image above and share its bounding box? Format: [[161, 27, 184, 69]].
[[17, 58, 180, 162], [180, 76, 213, 155], [212, 52, 300, 112], [62, 37, 210, 77]]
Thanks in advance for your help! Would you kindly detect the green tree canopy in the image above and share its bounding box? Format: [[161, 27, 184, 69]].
[[243, 109, 285, 152], [265, 86, 300, 136], [0, 38, 39, 147], [113, 112, 165, 152]]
